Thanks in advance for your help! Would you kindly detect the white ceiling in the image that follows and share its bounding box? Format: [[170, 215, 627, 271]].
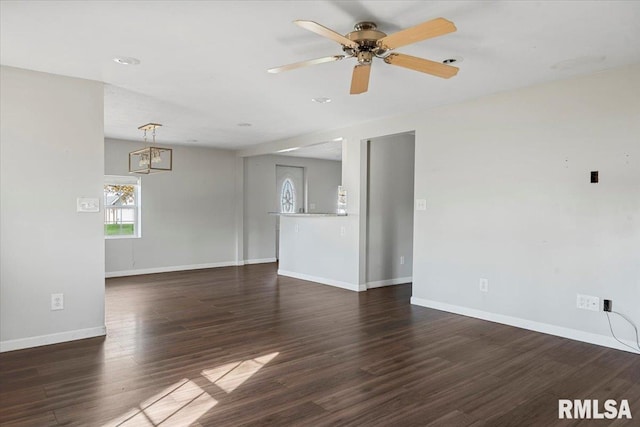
[[2, 1, 639, 151]]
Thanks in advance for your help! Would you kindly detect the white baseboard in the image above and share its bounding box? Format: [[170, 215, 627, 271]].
[[244, 258, 277, 265], [410, 297, 640, 355], [367, 277, 412, 289], [0, 326, 106, 353], [106, 259, 277, 277], [106, 261, 239, 278], [278, 269, 365, 292]]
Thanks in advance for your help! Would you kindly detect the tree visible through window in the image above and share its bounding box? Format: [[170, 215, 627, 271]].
[[281, 178, 295, 213], [104, 175, 141, 238]]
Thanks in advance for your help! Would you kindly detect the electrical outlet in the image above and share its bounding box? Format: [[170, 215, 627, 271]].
[[416, 199, 427, 211], [294, 224, 299, 233], [400, 256, 405, 265], [576, 294, 599, 311], [340, 226, 346, 236], [479, 278, 489, 292], [51, 293, 64, 310]]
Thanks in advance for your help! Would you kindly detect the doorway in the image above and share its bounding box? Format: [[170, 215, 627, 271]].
[[275, 165, 305, 259], [365, 132, 416, 288]]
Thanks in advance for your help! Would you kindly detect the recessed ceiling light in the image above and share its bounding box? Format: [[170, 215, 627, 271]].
[[312, 97, 332, 104], [113, 57, 140, 65], [443, 56, 463, 64], [237, 122, 252, 127]]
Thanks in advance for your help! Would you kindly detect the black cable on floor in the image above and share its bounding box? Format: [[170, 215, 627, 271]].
[[605, 311, 640, 352]]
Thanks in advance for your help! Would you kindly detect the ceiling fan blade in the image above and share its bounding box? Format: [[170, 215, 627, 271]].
[[350, 64, 371, 95], [294, 20, 359, 49], [377, 17, 456, 50], [384, 53, 458, 79], [268, 55, 345, 73]]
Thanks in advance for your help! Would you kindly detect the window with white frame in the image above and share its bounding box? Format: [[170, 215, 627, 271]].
[[280, 178, 296, 213], [104, 175, 141, 238]]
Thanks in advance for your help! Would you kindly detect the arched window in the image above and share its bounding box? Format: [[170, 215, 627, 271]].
[[280, 178, 295, 213]]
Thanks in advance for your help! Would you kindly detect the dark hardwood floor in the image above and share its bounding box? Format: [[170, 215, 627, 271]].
[[1, 263, 638, 426]]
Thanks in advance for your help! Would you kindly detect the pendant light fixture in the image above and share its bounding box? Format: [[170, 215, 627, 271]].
[[129, 123, 173, 174]]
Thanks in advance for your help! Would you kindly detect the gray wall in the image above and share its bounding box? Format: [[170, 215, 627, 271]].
[[104, 139, 239, 275], [366, 133, 415, 285], [243, 154, 341, 262], [411, 65, 640, 348], [1, 66, 105, 350]]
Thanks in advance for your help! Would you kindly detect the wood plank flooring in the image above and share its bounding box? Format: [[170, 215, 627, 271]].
[[0, 263, 638, 426]]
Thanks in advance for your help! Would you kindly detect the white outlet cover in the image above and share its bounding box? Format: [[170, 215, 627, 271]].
[[416, 199, 427, 211], [479, 278, 489, 292], [51, 293, 64, 310]]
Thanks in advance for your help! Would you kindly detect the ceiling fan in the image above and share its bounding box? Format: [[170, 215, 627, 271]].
[[268, 18, 459, 95]]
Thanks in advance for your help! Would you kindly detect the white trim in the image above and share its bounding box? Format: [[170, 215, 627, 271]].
[[0, 326, 106, 353], [104, 174, 139, 185], [278, 269, 365, 292], [367, 277, 412, 289], [244, 258, 277, 265], [106, 261, 238, 278], [410, 297, 640, 355], [106, 259, 279, 277]]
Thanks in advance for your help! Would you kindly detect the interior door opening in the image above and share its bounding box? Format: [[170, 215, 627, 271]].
[[275, 165, 305, 260], [365, 131, 416, 290]]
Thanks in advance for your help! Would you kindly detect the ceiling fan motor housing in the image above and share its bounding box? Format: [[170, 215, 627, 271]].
[[344, 21, 389, 60]]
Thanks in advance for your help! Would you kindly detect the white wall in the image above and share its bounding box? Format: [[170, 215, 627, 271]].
[[104, 139, 239, 276], [239, 64, 640, 352], [367, 133, 415, 287], [278, 215, 360, 291], [243, 154, 341, 262], [1, 66, 105, 352]]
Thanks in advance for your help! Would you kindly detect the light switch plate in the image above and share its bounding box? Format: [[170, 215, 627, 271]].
[[416, 199, 427, 211], [77, 197, 99, 212], [576, 294, 600, 311]]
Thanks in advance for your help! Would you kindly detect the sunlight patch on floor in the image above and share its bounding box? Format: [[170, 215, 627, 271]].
[[102, 352, 279, 426], [201, 352, 279, 393], [102, 379, 217, 426]]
